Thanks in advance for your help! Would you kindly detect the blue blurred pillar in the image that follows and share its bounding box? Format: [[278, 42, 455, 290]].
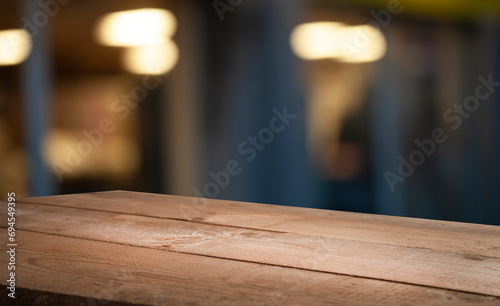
[[207, 0, 320, 207], [20, 0, 55, 196], [371, 29, 404, 216], [481, 19, 500, 225]]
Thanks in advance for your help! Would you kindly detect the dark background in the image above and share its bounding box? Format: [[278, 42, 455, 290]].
[[1, 0, 500, 225]]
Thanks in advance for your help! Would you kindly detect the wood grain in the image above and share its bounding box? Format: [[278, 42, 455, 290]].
[[2, 190, 500, 305], [4, 200, 500, 297], [1, 230, 498, 305], [20, 191, 500, 257]]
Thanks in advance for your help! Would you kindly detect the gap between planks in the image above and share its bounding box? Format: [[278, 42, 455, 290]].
[[5, 204, 498, 296], [8, 199, 500, 261], [12, 227, 500, 300], [12, 195, 500, 257], [5, 230, 500, 305]]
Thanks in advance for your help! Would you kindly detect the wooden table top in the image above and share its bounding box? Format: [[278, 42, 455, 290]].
[[1, 190, 500, 305]]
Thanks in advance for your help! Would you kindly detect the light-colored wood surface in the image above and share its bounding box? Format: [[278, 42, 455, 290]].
[[1, 190, 500, 305]]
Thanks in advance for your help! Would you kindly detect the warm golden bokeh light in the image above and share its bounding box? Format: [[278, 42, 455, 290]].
[[0, 29, 32, 66], [290, 22, 386, 63], [95, 8, 177, 47], [122, 40, 179, 75]]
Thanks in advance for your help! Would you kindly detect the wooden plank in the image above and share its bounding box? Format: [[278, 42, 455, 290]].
[[5, 202, 500, 297], [20, 191, 500, 258], [2, 230, 499, 305]]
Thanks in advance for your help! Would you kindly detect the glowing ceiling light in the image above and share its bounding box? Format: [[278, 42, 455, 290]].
[[290, 22, 346, 60], [95, 8, 177, 47], [122, 40, 179, 75], [290, 22, 386, 63], [0, 29, 32, 66]]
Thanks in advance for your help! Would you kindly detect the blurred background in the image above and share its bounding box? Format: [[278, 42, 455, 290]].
[[1, 0, 500, 225]]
